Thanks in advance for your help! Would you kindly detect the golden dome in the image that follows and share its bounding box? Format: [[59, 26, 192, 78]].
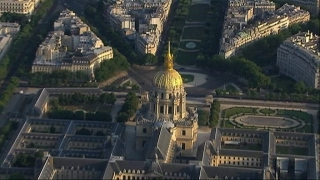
[[153, 41, 183, 90]]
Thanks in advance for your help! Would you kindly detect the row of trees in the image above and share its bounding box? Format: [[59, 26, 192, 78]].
[[240, 20, 320, 67], [84, 1, 160, 65], [29, 70, 90, 86], [0, 0, 55, 117], [83, 1, 143, 64], [0, 121, 19, 150], [56, 92, 116, 105], [94, 50, 130, 82], [0, 77, 20, 112], [197, 55, 270, 89], [13, 151, 43, 168], [116, 92, 139, 123], [209, 100, 220, 127], [200, 0, 227, 57], [0, 0, 54, 80], [48, 110, 112, 121]]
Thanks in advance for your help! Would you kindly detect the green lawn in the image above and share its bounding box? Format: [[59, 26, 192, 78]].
[[276, 146, 308, 156], [296, 125, 313, 133], [278, 110, 313, 123], [179, 41, 201, 50], [181, 26, 205, 40], [260, 108, 276, 114], [61, 104, 112, 113], [176, 50, 199, 65], [198, 110, 209, 126], [223, 107, 257, 118], [181, 74, 195, 83], [187, 4, 210, 22], [224, 120, 235, 128]]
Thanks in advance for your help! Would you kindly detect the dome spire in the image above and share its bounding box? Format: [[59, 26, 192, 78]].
[[164, 41, 173, 70]]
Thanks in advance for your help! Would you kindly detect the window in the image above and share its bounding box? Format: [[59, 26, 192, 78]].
[[169, 94, 172, 99], [181, 143, 185, 150], [177, 106, 180, 113], [168, 106, 172, 114], [182, 130, 186, 136], [160, 106, 164, 113], [153, 104, 156, 112], [143, 128, 147, 133], [161, 93, 164, 99], [142, 141, 146, 147]]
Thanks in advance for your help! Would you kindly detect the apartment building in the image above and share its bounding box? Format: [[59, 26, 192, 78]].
[[277, 31, 320, 89], [229, 0, 275, 17], [0, 22, 20, 62], [220, 3, 310, 58], [0, 0, 40, 15], [106, 0, 172, 55], [276, 0, 320, 15], [31, 9, 113, 78]]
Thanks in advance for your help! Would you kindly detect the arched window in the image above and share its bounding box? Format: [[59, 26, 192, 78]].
[[123, 176, 126, 180], [169, 94, 172, 99], [161, 93, 164, 99]]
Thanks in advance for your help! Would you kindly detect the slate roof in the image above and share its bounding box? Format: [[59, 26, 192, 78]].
[[200, 166, 264, 179], [146, 126, 172, 161], [51, 157, 108, 171], [104, 160, 199, 179], [111, 137, 125, 157]]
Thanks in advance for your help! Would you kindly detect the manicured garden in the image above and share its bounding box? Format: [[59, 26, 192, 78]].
[[181, 26, 205, 40], [187, 4, 210, 22], [181, 74, 195, 83], [260, 108, 276, 115], [176, 50, 199, 65], [179, 41, 201, 50], [221, 107, 314, 133], [223, 107, 257, 118]]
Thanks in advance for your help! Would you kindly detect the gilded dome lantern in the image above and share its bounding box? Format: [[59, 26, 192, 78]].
[[153, 41, 183, 90]]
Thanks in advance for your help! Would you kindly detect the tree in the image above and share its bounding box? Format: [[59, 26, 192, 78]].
[[293, 81, 306, 94], [143, 53, 158, 65], [76, 128, 92, 135]]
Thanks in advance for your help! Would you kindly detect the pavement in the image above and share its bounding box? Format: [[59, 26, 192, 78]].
[[110, 99, 124, 122], [180, 72, 207, 87]]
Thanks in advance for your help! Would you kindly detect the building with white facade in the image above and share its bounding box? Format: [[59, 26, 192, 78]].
[[0, 22, 20, 62], [276, 0, 320, 15], [105, 0, 172, 55], [219, 2, 310, 58], [0, 0, 40, 16], [32, 9, 113, 79], [277, 31, 320, 89]]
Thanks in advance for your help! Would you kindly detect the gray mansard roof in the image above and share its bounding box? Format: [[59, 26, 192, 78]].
[[145, 126, 173, 161], [200, 166, 264, 179], [104, 160, 199, 179]]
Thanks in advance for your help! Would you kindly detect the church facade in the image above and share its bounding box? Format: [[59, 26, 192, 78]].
[[135, 42, 198, 158]]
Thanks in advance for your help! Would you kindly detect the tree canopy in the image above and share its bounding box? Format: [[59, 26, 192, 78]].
[[116, 91, 139, 123]]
